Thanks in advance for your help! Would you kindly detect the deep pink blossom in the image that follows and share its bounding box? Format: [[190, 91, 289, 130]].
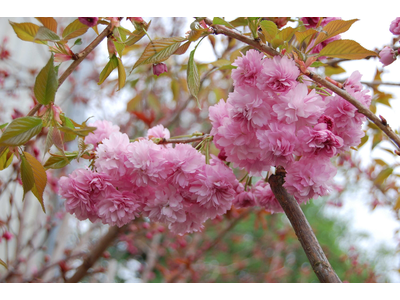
[[78, 17, 99, 27], [2, 231, 13, 241], [257, 55, 299, 94], [389, 17, 400, 35], [301, 17, 320, 28], [297, 122, 344, 157], [85, 120, 120, 150], [231, 49, 264, 87], [233, 185, 257, 208], [153, 63, 168, 76]]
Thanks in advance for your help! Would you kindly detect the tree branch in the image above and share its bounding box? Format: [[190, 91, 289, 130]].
[[203, 18, 280, 57], [268, 166, 341, 283], [158, 134, 210, 145], [66, 225, 126, 283]]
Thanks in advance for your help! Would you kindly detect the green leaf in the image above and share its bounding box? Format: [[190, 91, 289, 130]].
[[0, 148, 14, 171], [319, 39, 378, 59], [187, 49, 200, 108], [20, 154, 35, 201], [117, 57, 126, 90], [324, 65, 346, 76], [358, 134, 369, 149], [313, 19, 358, 48], [98, 55, 119, 85], [58, 124, 96, 137], [131, 37, 186, 71], [113, 41, 125, 57], [34, 54, 58, 105], [0, 259, 7, 270], [23, 152, 47, 213], [62, 19, 88, 40], [260, 20, 278, 43], [212, 17, 235, 29], [0, 117, 43, 146], [310, 61, 328, 68], [0, 122, 9, 129], [394, 195, 400, 211], [73, 38, 82, 46], [124, 20, 151, 47], [44, 151, 78, 170], [229, 17, 248, 27], [35, 17, 58, 33], [34, 26, 61, 42], [9, 21, 47, 44], [374, 167, 393, 185], [61, 117, 77, 142]]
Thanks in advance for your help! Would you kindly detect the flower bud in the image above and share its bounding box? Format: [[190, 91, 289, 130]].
[[153, 63, 168, 76], [389, 17, 400, 35], [379, 46, 397, 66], [2, 231, 13, 241], [78, 17, 99, 27]]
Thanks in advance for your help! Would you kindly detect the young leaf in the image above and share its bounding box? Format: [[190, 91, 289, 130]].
[[23, 152, 47, 213], [0, 259, 7, 270], [62, 19, 89, 40], [260, 20, 278, 43], [229, 17, 248, 27], [35, 17, 58, 33], [394, 195, 400, 211], [61, 116, 77, 142], [20, 154, 35, 200], [124, 20, 151, 46], [0, 117, 43, 147], [212, 17, 235, 29], [117, 57, 126, 91], [295, 29, 318, 46], [313, 19, 358, 48], [0, 148, 14, 171], [374, 167, 393, 185], [44, 151, 78, 170], [113, 41, 125, 57], [131, 37, 186, 71], [319, 39, 378, 59], [98, 55, 119, 85], [34, 54, 58, 105], [278, 26, 296, 42], [187, 49, 200, 108], [9, 21, 47, 44], [34, 26, 61, 42], [174, 41, 191, 55]]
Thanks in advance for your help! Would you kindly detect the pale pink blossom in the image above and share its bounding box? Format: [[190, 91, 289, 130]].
[[343, 71, 363, 92], [85, 120, 120, 150], [97, 190, 142, 227], [59, 169, 113, 222], [273, 83, 325, 127], [231, 49, 264, 88], [257, 55, 299, 94], [284, 157, 336, 204], [253, 181, 283, 213], [147, 124, 170, 139]]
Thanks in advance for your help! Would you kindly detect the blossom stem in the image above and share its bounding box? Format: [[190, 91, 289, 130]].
[[158, 134, 210, 145], [269, 166, 341, 283]]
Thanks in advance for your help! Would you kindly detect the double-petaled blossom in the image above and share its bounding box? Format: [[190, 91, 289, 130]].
[[390, 17, 400, 35], [85, 120, 120, 150], [231, 49, 264, 88]]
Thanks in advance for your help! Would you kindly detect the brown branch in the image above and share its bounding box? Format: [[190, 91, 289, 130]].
[[305, 70, 400, 151], [58, 24, 113, 88], [66, 225, 126, 283], [268, 166, 341, 283], [203, 18, 280, 57]]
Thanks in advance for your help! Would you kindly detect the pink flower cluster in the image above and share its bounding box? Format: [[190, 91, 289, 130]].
[[210, 49, 371, 207], [59, 124, 239, 235]]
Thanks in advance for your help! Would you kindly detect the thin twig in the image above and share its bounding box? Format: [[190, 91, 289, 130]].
[[203, 18, 280, 57], [66, 225, 126, 283], [158, 134, 210, 145]]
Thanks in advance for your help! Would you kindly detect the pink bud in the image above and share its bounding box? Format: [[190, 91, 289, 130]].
[[128, 17, 144, 24], [51, 104, 63, 125], [153, 63, 168, 76], [379, 46, 397, 66], [2, 231, 13, 241], [78, 17, 99, 27], [107, 38, 117, 57], [389, 17, 400, 35]]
